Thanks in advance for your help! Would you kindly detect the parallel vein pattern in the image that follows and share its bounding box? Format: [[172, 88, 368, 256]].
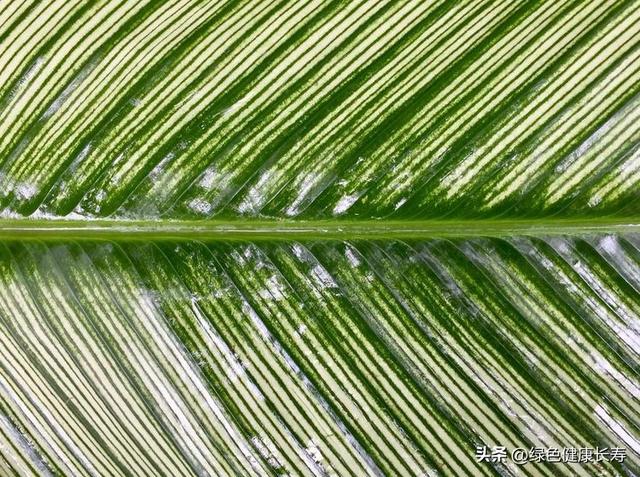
[[0, 236, 638, 476], [0, 1, 639, 220]]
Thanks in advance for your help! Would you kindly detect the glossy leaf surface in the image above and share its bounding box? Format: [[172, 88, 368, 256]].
[[0, 1, 639, 476]]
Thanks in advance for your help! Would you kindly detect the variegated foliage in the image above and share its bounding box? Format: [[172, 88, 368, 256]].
[[0, 0, 639, 220], [0, 1, 638, 476]]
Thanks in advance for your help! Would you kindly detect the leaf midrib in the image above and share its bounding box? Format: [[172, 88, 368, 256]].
[[0, 217, 637, 241]]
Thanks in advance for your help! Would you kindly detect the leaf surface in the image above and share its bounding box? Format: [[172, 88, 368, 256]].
[[0, 1, 639, 476]]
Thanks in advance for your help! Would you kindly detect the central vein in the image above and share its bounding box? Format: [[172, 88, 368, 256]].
[[0, 218, 637, 241]]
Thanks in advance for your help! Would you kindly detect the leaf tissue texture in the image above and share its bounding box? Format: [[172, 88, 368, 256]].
[[0, 1, 638, 220], [0, 1, 639, 477], [0, 238, 638, 477]]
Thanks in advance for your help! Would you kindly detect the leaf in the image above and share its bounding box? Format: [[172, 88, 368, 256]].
[[0, 2, 638, 477], [0, 237, 638, 476], [0, 0, 638, 221]]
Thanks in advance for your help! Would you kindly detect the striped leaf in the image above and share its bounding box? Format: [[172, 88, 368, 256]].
[[0, 1, 638, 477], [0, 237, 638, 477], [0, 0, 638, 220]]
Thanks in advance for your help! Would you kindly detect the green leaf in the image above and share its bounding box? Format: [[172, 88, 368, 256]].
[[0, 1, 638, 476], [1, 0, 639, 221], [0, 237, 638, 476]]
